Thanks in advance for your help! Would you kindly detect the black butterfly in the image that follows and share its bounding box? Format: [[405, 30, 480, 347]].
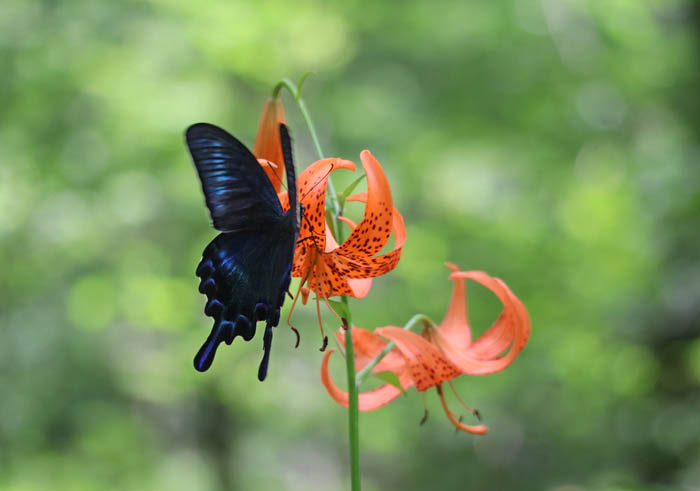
[[185, 122, 299, 381]]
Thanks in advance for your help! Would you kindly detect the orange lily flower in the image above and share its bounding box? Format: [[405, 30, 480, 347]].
[[320, 266, 530, 434], [292, 150, 406, 298], [253, 97, 287, 192], [252, 98, 404, 299]]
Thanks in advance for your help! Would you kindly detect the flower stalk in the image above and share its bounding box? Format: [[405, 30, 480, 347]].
[[275, 75, 361, 491]]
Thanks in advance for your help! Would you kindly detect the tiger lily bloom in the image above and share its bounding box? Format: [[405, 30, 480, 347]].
[[320, 266, 530, 434], [253, 97, 287, 192], [253, 97, 403, 299], [292, 150, 406, 298]]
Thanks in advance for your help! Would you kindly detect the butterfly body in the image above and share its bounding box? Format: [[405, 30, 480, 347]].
[[186, 122, 298, 380]]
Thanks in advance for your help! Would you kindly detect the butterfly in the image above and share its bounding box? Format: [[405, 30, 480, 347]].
[[185, 122, 299, 381]]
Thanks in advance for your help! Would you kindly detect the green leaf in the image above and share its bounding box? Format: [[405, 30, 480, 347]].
[[338, 174, 366, 206], [372, 371, 406, 393], [297, 72, 313, 98], [327, 300, 350, 321]]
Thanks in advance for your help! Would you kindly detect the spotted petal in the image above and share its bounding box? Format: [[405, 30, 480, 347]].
[[335, 151, 394, 258], [375, 326, 461, 391], [321, 350, 407, 411], [292, 158, 356, 277], [330, 192, 406, 279]]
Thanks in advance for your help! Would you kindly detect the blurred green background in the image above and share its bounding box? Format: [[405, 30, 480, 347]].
[[2, 0, 699, 489]]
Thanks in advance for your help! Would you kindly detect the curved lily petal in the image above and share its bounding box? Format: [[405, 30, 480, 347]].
[[426, 271, 530, 375], [321, 350, 404, 411], [336, 216, 357, 231], [466, 277, 529, 359], [299, 157, 356, 251], [438, 263, 471, 348], [253, 98, 286, 192], [336, 151, 394, 257], [347, 278, 372, 299], [335, 327, 406, 373], [324, 211, 406, 298], [375, 326, 460, 391], [331, 195, 406, 279], [324, 221, 340, 251], [292, 158, 356, 278]]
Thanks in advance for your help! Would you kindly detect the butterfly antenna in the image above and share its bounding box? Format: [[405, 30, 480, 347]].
[[261, 159, 288, 192]]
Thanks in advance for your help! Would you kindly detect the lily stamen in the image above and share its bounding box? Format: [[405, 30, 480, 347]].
[[290, 326, 300, 348], [420, 392, 429, 426], [455, 415, 464, 434], [436, 385, 488, 435], [447, 380, 482, 421], [286, 264, 316, 347], [296, 248, 332, 350], [315, 291, 328, 352]]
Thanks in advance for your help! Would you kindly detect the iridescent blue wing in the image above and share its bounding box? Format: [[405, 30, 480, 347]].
[[188, 123, 299, 381], [193, 225, 295, 378], [185, 123, 283, 232]]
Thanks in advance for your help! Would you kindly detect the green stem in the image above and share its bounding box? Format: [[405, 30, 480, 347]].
[[275, 76, 361, 491], [341, 304, 360, 491], [355, 314, 434, 386], [275, 78, 343, 227]]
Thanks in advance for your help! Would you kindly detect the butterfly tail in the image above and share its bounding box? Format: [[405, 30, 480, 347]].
[[257, 322, 274, 381], [194, 319, 235, 372]]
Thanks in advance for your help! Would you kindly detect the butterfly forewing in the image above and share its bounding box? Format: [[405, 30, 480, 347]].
[[279, 124, 300, 232], [186, 123, 283, 232]]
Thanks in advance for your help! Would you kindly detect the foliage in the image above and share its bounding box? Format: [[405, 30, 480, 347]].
[[1, 1, 699, 489]]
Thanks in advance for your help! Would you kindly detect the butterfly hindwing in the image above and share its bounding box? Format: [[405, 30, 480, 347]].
[[186, 123, 283, 232], [193, 225, 295, 377], [186, 123, 299, 381]]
